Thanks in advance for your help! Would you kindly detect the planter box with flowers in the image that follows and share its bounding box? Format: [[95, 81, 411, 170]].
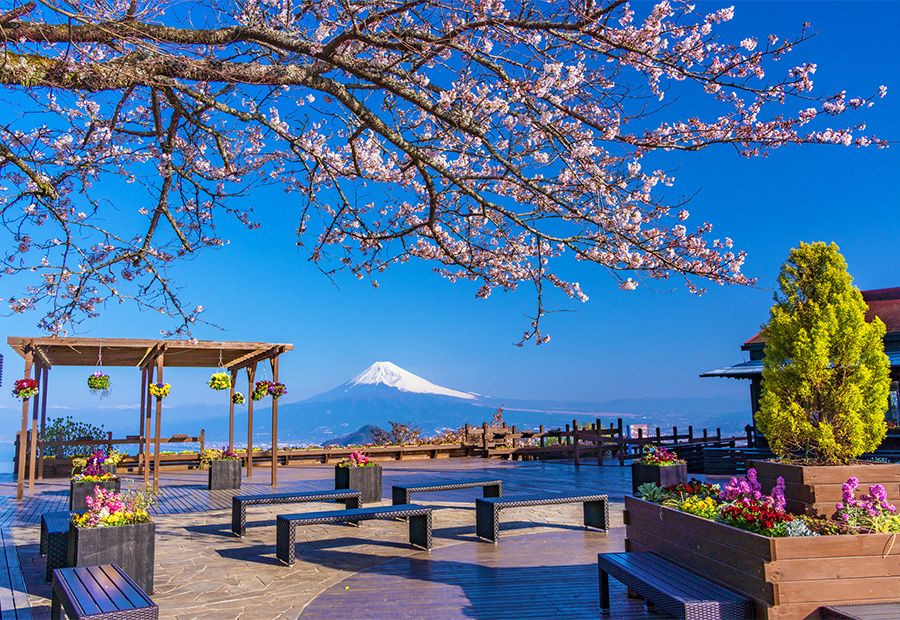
[[630, 445, 687, 494], [68, 486, 156, 593], [70, 450, 120, 511], [335, 451, 381, 504], [202, 447, 242, 490], [629, 469, 900, 620]]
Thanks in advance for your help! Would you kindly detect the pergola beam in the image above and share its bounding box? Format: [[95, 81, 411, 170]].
[[228, 346, 286, 372]]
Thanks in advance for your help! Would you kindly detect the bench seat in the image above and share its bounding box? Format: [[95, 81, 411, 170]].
[[598, 552, 752, 620], [276, 504, 432, 566], [821, 603, 900, 619], [51, 564, 157, 620], [392, 480, 501, 505], [475, 493, 608, 543], [231, 489, 362, 537], [40, 511, 72, 582]]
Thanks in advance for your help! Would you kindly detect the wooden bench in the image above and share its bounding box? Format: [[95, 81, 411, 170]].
[[276, 504, 432, 566], [51, 564, 157, 620], [391, 480, 502, 505], [41, 511, 72, 582], [231, 489, 362, 537], [821, 603, 900, 619], [475, 493, 608, 543], [598, 552, 752, 619], [0, 527, 32, 619]]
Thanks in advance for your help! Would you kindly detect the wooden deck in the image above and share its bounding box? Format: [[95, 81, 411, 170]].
[[2, 459, 671, 619]]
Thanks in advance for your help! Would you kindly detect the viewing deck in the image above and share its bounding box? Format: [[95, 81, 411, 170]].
[[0, 458, 667, 619]]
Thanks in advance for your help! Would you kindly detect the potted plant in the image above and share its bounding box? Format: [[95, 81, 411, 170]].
[[149, 382, 171, 399], [750, 243, 898, 515], [201, 447, 242, 490], [12, 378, 38, 400], [102, 449, 125, 476], [69, 485, 156, 593], [208, 372, 231, 391], [251, 380, 271, 401], [87, 371, 111, 397], [232, 392, 245, 405], [70, 450, 120, 511], [628, 469, 900, 619], [335, 451, 381, 503], [630, 444, 687, 494]]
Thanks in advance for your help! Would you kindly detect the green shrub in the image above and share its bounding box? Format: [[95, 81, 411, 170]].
[[756, 242, 891, 464], [44, 416, 107, 458]]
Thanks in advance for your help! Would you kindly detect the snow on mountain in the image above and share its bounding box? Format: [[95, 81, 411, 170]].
[[344, 361, 478, 400]]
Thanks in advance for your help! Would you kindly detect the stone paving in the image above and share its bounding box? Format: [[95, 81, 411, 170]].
[[6, 458, 648, 619]]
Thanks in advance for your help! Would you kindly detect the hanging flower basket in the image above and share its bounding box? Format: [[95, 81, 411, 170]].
[[87, 371, 111, 397], [251, 380, 271, 401], [208, 372, 231, 391], [268, 382, 287, 399], [232, 392, 245, 405], [12, 378, 38, 400], [149, 382, 171, 400]]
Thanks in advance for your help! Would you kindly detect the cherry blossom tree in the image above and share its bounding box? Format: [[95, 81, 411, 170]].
[[0, 0, 886, 342]]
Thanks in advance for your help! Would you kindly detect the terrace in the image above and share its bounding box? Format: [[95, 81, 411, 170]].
[[1, 458, 662, 619]]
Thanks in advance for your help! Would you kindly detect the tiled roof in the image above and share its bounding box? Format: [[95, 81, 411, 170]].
[[744, 287, 900, 345]]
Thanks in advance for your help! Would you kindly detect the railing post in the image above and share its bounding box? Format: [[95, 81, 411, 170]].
[[745, 424, 752, 446], [511, 426, 518, 449], [482, 422, 490, 456], [617, 418, 625, 466], [539, 425, 545, 448], [703, 428, 709, 441], [199, 429, 205, 456], [572, 420, 580, 466], [672, 426, 678, 445], [655, 427, 661, 443], [463, 423, 470, 444], [688, 425, 694, 443]]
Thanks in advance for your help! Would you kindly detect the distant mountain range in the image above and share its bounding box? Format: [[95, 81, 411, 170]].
[[20, 361, 750, 446]]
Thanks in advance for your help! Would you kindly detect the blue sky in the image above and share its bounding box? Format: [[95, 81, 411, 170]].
[[1, 1, 898, 415]]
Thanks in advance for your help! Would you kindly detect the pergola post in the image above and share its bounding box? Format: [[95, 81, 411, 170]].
[[16, 346, 34, 501], [271, 356, 279, 487], [138, 366, 147, 476], [37, 365, 49, 480], [27, 359, 42, 491], [153, 355, 164, 491], [246, 364, 256, 478], [228, 369, 237, 451], [143, 364, 154, 487]]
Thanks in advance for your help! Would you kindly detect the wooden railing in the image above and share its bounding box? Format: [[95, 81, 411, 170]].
[[15, 418, 752, 477]]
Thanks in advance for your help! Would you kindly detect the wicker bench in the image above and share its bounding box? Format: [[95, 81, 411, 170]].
[[51, 564, 157, 620], [276, 504, 432, 566], [821, 603, 900, 619], [475, 493, 608, 543], [231, 489, 362, 537], [598, 552, 753, 619], [392, 480, 502, 505], [41, 511, 72, 583]]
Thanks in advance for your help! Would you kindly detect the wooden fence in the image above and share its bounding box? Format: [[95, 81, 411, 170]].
[[15, 418, 752, 477]]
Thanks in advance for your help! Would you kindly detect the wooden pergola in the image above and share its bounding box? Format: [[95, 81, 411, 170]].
[[6, 337, 293, 500]]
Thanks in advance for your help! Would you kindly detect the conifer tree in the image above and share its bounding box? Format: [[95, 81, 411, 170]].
[[757, 242, 890, 464]]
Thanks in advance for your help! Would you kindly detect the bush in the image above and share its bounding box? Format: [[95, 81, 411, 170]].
[[756, 242, 891, 464], [44, 416, 107, 458]]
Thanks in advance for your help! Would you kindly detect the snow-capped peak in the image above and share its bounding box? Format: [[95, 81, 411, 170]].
[[348, 361, 477, 400]]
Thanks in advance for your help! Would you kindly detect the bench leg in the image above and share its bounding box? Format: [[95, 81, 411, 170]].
[[584, 498, 608, 532], [232, 500, 245, 537], [344, 496, 361, 510], [475, 502, 499, 543], [483, 483, 501, 498], [599, 568, 610, 615], [391, 488, 409, 506], [50, 589, 61, 620], [409, 513, 432, 550], [40, 522, 47, 556], [276, 519, 295, 566]]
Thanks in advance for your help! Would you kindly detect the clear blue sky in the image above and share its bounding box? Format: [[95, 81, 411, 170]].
[[1, 1, 898, 415]]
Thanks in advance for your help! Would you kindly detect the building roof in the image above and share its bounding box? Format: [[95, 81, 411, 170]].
[[6, 337, 293, 369], [701, 351, 900, 379], [744, 287, 900, 346]]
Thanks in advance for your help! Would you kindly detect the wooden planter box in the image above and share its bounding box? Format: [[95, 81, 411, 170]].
[[68, 521, 155, 593], [625, 495, 900, 620], [630, 462, 687, 494], [70, 478, 121, 512], [208, 459, 242, 490], [335, 464, 382, 504], [749, 460, 900, 517]]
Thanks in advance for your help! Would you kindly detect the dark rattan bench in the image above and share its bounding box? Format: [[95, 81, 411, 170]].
[[598, 552, 753, 620], [276, 504, 432, 566], [821, 603, 900, 619], [41, 511, 72, 583], [475, 493, 608, 543], [51, 564, 158, 620], [231, 489, 362, 537], [392, 480, 502, 505]]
